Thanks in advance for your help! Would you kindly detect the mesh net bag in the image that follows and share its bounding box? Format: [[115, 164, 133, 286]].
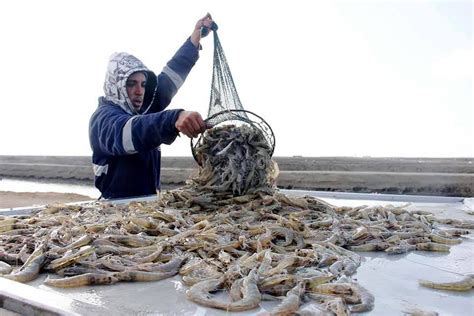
[[191, 22, 275, 164]]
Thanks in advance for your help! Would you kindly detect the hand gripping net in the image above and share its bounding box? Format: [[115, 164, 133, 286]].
[[191, 22, 275, 164]]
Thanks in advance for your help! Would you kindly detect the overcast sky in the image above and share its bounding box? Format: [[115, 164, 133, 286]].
[[0, 0, 471, 157]]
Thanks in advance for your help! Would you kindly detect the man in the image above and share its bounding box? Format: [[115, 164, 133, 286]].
[[89, 14, 213, 199]]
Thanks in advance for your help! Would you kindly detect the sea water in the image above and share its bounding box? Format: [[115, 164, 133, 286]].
[[0, 178, 100, 199]]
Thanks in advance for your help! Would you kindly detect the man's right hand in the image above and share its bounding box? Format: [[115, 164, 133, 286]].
[[190, 13, 213, 48], [175, 111, 207, 138]]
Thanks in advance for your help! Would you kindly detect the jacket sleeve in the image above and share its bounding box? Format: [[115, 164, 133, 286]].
[[147, 37, 200, 113], [90, 106, 183, 156]]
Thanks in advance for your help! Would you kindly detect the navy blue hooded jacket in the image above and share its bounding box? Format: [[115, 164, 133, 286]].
[[89, 38, 199, 199]]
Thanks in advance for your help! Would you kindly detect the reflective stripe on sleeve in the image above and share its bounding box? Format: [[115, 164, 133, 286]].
[[93, 164, 108, 176], [122, 116, 137, 154], [162, 66, 184, 89]]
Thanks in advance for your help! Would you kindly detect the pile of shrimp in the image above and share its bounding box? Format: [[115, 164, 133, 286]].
[[1, 125, 473, 315], [1, 191, 472, 314], [191, 124, 278, 196], [160, 187, 473, 314]]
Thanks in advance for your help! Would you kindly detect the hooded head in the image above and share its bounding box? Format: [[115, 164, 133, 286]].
[[103, 52, 157, 115]]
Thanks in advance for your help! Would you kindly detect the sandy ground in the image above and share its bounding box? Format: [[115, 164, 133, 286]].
[[0, 191, 93, 209]]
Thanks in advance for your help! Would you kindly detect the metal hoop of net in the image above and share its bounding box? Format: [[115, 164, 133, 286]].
[[191, 22, 275, 164], [191, 109, 275, 166]]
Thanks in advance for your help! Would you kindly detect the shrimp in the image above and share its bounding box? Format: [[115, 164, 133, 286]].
[[419, 275, 474, 292], [260, 274, 296, 289], [349, 283, 374, 313], [269, 226, 294, 247], [351, 226, 369, 240], [441, 228, 470, 237], [322, 297, 349, 316], [270, 281, 305, 315], [57, 266, 109, 277], [227, 268, 261, 312], [348, 242, 390, 252], [329, 258, 358, 277], [415, 242, 450, 252], [0, 251, 20, 265], [454, 220, 474, 229], [257, 249, 273, 276], [136, 257, 185, 273], [56, 234, 93, 254], [114, 269, 178, 282], [124, 245, 164, 264], [306, 275, 335, 290], [105, 234, 154, 248], [48, 246, 95, 270], [44, 273, 118, 288], [2, 254, 45, 283], [229, 277, 244, 302], [385, 241, 416, 254], [428, 234, 461, 245], [264, 256, 296, 277], [402, 307, 439, 315], [0, 261, 13, 275], [309, 281, 374, 313], [186, 277, 228, 310]]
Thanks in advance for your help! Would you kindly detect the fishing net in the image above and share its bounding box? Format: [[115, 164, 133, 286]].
[[191, 22, 275, 164]]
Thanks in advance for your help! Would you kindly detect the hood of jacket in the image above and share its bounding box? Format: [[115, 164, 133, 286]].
[[103, 52, 157, 115]]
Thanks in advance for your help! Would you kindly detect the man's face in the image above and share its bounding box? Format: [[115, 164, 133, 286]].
[[126, 72, 147, 111]]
